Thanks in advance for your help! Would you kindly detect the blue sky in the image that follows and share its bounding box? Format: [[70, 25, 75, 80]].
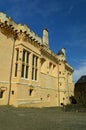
[[0, 0, 86, 82]]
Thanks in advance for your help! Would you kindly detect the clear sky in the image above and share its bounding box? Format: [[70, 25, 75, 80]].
[[0, 0, 86, 82]]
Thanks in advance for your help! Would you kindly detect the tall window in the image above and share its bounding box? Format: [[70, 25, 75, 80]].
[[21, 49, 29, 79], [32, 55, 38, 80], [15, 49, 19, 77]]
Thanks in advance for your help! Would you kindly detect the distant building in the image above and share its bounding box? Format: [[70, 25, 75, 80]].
[[75, 75, 86, 104], [0, 12, 74, 107]]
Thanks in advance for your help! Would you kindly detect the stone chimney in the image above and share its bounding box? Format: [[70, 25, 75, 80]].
[[61, 48, 66, 57], [61, 48, 66, 61], [42, 28, 49, 48]]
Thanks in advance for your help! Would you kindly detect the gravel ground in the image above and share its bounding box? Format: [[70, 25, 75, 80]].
[[0, 106, 86, 130]]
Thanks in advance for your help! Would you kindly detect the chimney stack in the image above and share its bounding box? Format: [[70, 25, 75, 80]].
[[42, 28, 49, 48]]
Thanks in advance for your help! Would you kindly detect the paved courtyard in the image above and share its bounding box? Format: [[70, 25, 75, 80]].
[[0, 106, 86, 130]]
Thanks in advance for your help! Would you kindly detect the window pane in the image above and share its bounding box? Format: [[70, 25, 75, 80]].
[[32, 55, 35, 66], [35, 69, 37, 80], [32, 68, 34, 80], [25, 66, 29, 79], [21, 64, 25, 77], [16, 49, 19, 61], [22, 50, 25, 62], [35, 57, 38, 67], [26, 53, 29, 64]]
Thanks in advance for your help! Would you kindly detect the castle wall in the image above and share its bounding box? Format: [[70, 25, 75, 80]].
[[0, 31, 14, 105], [0, 32, 13, 81], [0, 12, 74, 107]]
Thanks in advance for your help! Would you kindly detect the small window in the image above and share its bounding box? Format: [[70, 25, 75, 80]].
[[59, 82, 62, 86], [61, 103, 64, 106], [0, 91, 4, 98], [12, 91, 14, 95], [29, 89, 34, 96], [41, 98, 43, 101], [49, 62, 52, 69], [59, 71, 61, 74], [53, 64, 56, 69], [63, 97, 65, 100]]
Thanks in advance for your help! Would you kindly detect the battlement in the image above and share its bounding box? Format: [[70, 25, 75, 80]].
[[0, 12, 42, 44]]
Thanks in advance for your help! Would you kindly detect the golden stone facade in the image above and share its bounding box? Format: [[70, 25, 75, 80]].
[[0, 12, 74, 107]]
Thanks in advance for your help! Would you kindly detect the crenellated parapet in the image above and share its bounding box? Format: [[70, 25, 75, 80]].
[[0, 12, 42, 45], [0, 12, 74, 72]]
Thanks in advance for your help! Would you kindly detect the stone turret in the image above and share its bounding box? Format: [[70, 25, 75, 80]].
[[61, 48, 66, 57], [57, 48, 66, 61], [42, 28, 49, 48]]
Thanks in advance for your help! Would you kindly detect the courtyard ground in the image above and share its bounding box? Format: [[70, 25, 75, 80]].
[[0, 106, 86, 130]]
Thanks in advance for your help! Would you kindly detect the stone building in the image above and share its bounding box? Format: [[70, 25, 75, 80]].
[[75, 75, 86, 104], [0, 12, 74, 107]]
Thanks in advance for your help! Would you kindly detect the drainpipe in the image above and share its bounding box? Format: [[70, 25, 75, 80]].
[[57, 62, 60, 106], [8, 36, 16, 105], [67, 73, 70, 104]]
